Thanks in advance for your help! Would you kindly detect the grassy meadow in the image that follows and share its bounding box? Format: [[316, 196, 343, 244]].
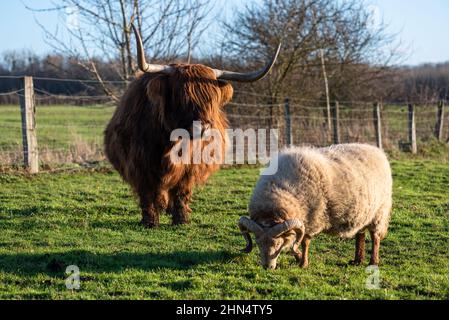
[[0, 103, 448, 299], [0, 160, 448, 299], [0, 105, 114, 165], [0, 103, 447, 165], [0, 105, 114, 149]]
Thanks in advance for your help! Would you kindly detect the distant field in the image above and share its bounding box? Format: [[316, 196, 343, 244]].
[[0, 104, 115, 164], [0, 104, 114, 151], [0, 103, 448, 166], [0, 160, 448, 299]]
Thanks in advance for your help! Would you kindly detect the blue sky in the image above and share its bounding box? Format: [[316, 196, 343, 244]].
[[1, 0, 449, 65]]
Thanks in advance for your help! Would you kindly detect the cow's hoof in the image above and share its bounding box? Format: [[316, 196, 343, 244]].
[[171, 212, 191, 226], [172, 219, 190, 226], [140, 218, 159, 228], [349, 260, 362, 266]]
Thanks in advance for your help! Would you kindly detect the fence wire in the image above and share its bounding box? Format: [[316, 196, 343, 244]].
[[0, 80, 448, 168]]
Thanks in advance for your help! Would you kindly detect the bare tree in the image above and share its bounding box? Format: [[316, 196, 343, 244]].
[[26, 0, 214, 101], [222, 0, 400, 104]]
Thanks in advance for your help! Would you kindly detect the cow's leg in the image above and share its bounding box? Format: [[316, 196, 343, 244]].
[[138, 186, 169, 228], [351, 231, 366, 265], [168, 182, 193, 226], [139, 192, 159, 228]]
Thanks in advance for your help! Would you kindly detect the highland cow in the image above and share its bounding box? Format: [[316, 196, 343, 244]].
[[104, 25, 280, 228]]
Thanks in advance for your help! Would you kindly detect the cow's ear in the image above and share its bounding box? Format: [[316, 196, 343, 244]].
[[217, 80, 234, 105], [145, 75, 168, 125], [145, 75, 167, 101]]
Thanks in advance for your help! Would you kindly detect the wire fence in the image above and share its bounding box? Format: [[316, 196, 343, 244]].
[[228, 102, 446, 146], [0, 76, 448, 169]]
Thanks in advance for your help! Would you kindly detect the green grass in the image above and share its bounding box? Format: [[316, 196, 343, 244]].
[[0, 104, 114, 151], [0, 160, 448, 299]]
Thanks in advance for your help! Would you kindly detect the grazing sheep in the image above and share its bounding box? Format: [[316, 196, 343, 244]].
[[238, 143, 392, 269]]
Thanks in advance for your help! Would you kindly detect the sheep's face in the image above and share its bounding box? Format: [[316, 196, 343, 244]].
[[239, 216, 304, 270], [255, 232, 296, 270]]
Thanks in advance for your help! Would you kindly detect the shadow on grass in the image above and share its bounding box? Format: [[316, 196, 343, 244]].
[[0, 249, 237, 276], [0, 207, 41, 217]]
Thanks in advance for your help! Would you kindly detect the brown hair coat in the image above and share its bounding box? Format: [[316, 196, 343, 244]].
[[104, 64, 233, 227]]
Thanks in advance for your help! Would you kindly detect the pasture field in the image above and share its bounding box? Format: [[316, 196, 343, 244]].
[[0, 104, 447, 164], [0, 104, 114, 151], [0, 160, 448, 299]]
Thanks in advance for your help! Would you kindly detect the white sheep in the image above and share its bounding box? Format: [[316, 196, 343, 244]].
[[238, 143, 392, 269]]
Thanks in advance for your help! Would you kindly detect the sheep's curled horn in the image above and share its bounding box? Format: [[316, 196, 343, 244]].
[[238, 217, 305, 253], [238, 217, 263, 253]]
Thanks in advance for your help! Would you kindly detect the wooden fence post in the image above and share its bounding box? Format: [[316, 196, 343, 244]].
[[332, 101, 340, 144], [284, 98, 293, 147], [408, 104, 417, 154], [19, 76, 38, 173], [435, 101, 445, 142], [373, 102, 382, 149]]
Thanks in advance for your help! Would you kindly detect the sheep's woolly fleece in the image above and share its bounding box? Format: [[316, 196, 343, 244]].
[[249, 143, 392, 239]]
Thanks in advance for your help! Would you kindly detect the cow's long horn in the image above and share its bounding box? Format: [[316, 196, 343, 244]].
[[213, 43, 281, 82], [132, 24, 174, 74], [267, 219, 305, 243], [238, 217, 263, 253]]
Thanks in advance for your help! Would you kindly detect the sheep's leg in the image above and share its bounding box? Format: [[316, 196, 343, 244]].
[[369, 231, 381, 266], [352, 232, 366, 265], [300, 237, 311, 268], [290, 242, 302, 262]]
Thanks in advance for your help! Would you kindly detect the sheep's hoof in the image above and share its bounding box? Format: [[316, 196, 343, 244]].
[[291, 251, 302, 263]]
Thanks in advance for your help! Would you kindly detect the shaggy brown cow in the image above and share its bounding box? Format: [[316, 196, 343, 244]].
[[104, 25, 280, 228]]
